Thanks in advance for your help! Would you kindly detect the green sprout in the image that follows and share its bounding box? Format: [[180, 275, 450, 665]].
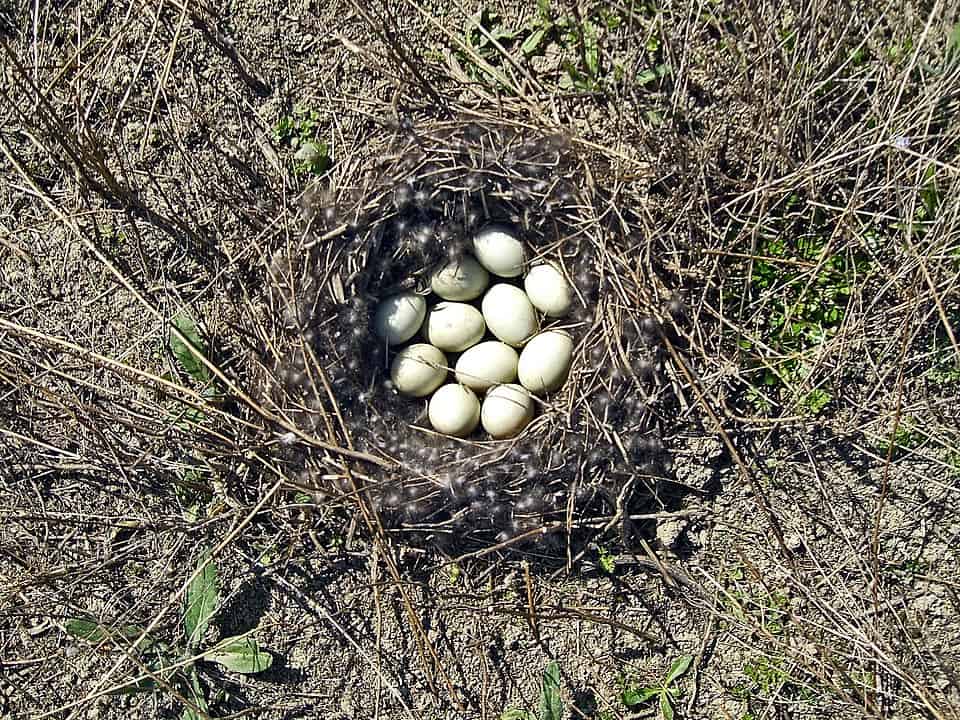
[[501, 660, 564, 720], [273, 106, 330, 175], [621, 655, 694, 720], [66, 551, 275, 719]]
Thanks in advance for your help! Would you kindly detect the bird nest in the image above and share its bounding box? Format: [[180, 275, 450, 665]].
[[251, 118, 688, 557]]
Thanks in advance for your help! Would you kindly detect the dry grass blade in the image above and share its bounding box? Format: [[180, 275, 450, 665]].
[[2, 0, 959, 718]]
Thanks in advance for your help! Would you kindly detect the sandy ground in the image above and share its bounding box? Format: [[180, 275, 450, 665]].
[[2, 1, 959, 719]]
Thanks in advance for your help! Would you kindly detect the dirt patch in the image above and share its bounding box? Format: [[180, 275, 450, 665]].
[[2, 1, 959, 719]]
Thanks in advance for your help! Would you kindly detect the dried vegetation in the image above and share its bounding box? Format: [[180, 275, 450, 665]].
[[1, 0, 959, 718]]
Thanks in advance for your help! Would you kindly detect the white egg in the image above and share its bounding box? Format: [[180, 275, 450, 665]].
[[428, 384, 481, 437], [430, 255, 489, 301], [423, 302, 486, 352], [390, 344, 447, 397], [481, 284, 539, 347], [454, 341, 519, 392], [373, 292, 426, 345], [518, 330, 574, 393], [481, 383, 534, 439], [524, 263, 573, 317], [472, 224, 525, 277]]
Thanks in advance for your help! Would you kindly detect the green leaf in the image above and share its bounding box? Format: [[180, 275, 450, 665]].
[[920, 164, 940, 219], [169, 313, 212, 384], [621, 686, 662, 707], [582, 21, 599, 78], [539, 661, 563, 720], [521, 27, 549, 56], [106, 675, 160, 696], [802, 388, 832, 415], [184, 551, 218, 648], [500, 710, 535, 720], [665, 654, 694, 685], [106, 657, 179, 696], [66, 619, 154, 649], [294, 141, 331, 176], [181, 667, 209, 720], [637, 63, 671, 85], [598, 546, 616, 574], [659, 690, 674, 720], [205, 636, 274, 674], [177, 466, 213, 521], [947, 23, 960, 62]]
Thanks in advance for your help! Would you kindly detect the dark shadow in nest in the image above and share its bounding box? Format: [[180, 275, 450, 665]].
[[250, 119, 701, 570]]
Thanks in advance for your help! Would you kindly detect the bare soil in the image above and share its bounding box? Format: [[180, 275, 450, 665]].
[[2, 1, 959, 719]]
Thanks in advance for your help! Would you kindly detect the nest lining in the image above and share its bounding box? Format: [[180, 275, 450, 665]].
[[253, 118, 684, 552]]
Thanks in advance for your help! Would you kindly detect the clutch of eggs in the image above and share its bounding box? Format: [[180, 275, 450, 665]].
[[373, 224, 575, 440]]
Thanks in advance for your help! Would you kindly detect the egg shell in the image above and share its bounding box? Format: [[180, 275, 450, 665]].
[[524, 264, 573, 317], [481, 284, 539, 347], [472, 224, 525, 278], [481, 383, 534, 439], [454, 341, 519, 392], [518, 330, 574, 393], [423, 302, 486, 352], [428, 384, 481, 437], [390, 344, 448, 397], [455, 341, 519, 392], [430, 255, 490, 301], [373, 292, 427, 345]]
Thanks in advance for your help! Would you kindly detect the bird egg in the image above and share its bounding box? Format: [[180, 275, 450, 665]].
[[481, 383, 535, 438], [481, 284, 538, 347], [428, 384, 481, 437], [430, 255, 489, 301], [518, 330, 574, 393], [390, 344, 447, 397], [373, 292, 426, 345], [524, 263, 573, 317], [454, 341, 519, 392], [423, 302, 486, 352], [471, 224, 525, 277]]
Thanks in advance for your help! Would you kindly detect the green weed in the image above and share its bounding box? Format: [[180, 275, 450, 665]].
[[732, 656, 821, 706], [722, 567, 790, 636], [168, 313, 221, 519], [925, 348, 960, 384], [458, 2, 669, 94], [66, 551, 275, 719], [884, 556, 930, 581], [874, 415, 924, 458], [273, 106, 330, 176], [597, 545, 616, 574], [620, 655, 693, 720], [893, 164, 942, 237], [949, 23, 960, 64], [730, 195, 873, 414], [501, 660, 564, 720]]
